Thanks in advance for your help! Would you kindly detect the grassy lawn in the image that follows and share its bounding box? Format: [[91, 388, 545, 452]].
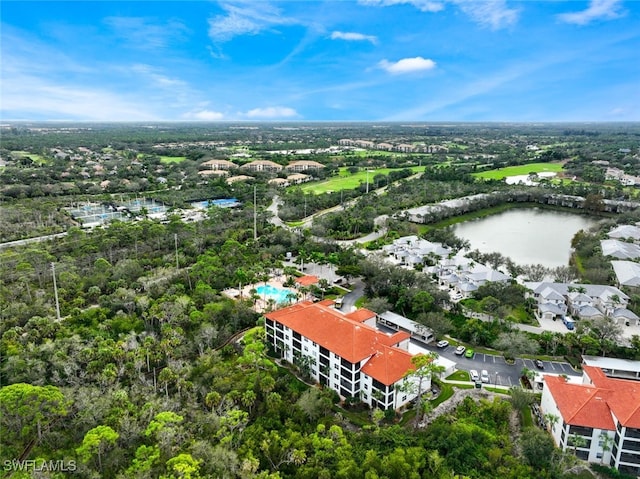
[[298, 166, 424, 194], [521, 408, 534, 429], [355, 297, 367, 308], [159, 155, 188, 164], [285, 220, 305, 227], [430, 382, 454, 407], [473, 162, 564, 180], [348, 150, 397, 158], [446, 371, 470, 382], [11, 150, 47, 164]]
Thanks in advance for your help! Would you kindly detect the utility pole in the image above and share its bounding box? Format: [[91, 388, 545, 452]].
[[174, 233, 179, 269], [253, 185, 258, 241], [51, 262, 61, 321]]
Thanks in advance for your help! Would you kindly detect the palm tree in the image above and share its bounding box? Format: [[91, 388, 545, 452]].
[[569, 433, 587, 456], [599, 431, 614, 464], [544, 412, 559, 433], [521, 367, 536, 389]]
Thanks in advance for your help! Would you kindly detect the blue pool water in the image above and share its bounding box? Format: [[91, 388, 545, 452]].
[[256, 285, 297, 304], [192, 198, 240, 209]]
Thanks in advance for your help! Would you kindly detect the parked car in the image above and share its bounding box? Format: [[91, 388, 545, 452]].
[[436, 340, 449, 348], [534, 359, 544, 369], [470, 369, 479, 382], [465, 348, 475, 358], [455, 346, 466, 356], [481, 370, 490, 383]]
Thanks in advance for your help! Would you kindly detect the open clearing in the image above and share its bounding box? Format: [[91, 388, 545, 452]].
[[298, 166, 424, 194], [473, 162, 564, 180], [159, 156, 188, 164], [11, 151, 47, 164]]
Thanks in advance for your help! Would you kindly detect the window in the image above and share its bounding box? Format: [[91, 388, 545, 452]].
[[576, 450, 589, 460], [334, 373, 339, 380], [569, 425, 593, 437], [597, 452, 603, 459]]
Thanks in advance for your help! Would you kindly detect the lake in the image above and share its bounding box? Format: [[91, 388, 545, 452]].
[[452, 208, 601, 267]]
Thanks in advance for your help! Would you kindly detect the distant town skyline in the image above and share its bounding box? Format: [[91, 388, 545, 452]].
[[1, 1, 638, 122]]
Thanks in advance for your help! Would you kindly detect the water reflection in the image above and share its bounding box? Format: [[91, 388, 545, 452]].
[[452, 208, 601, 268]]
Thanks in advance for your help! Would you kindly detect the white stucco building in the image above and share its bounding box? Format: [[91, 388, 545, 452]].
[[264, 300, 430, 410]]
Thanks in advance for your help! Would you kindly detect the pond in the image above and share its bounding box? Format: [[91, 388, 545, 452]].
[[452, 208, 601, 267]]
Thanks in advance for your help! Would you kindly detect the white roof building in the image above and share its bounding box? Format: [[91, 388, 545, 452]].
[[601, 239, 640, 260], [612, 260, 640, 287], [608, 224, 640, 241]]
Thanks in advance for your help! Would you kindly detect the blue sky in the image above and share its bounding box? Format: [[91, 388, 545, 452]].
[[1, 0, 638, 122]]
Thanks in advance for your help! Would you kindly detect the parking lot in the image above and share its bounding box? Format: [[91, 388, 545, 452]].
[[432, 343, 581, 387]]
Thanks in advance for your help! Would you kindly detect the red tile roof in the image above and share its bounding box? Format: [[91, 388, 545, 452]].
[[545, 366, 640, 429], [295, 275, 319, 287], [361, 344, 417, 386], [316, 299, 335, 307], [265, 301, 416, 385], [544, 375, 615, 429], [345, 308, 376, 323], [584, 366, 640, 429]]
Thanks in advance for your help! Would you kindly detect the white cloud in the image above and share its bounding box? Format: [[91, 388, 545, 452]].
[[557, 0, 625, 25], [104, 16, 189, 50], [451, 0, 520, 30], [359, 0, 445, 13], [208, 1, 295, 42], [131, 64, 188, 89], [362, 0, 519, 29], [244, 106, 299, 119], [330, 31, 378, 44], [379, 57, 436, 74], [183, 109, 225, 121], [1, 74, 160, 121]]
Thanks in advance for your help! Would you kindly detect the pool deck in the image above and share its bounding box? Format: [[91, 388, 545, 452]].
[[225, 276, 304, 313]]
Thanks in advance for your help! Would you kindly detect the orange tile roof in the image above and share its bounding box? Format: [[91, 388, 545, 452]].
[[317, 299, 335, 307], [265, 301, 416, 384], [545, 366, 640, 429], [544, 375, 615, 429], [361, 345, 417, 386], [584, 366, 640, 429], [295, 275, 319, 286], [345, 308, 376, 323]]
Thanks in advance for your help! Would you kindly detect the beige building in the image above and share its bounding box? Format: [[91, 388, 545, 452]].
[[201, 159, 236, 170], [286, 160, 325, 172], [241, 160, 283, 172]]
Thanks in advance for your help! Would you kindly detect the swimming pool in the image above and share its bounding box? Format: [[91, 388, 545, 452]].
[[255, 285, 297, 304]]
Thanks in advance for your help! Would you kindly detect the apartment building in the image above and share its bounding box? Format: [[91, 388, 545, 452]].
[[264, 300, 426, 410], [285, 160, 325, 172], [240, 160, 283, 172], [200, 159, 236, 170], [541, 364, 640, 476], [525, 282, 639, 326]]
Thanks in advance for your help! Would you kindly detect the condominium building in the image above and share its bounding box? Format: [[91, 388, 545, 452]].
[[541, 364, 640, 476], [264, 300, 426, 410]]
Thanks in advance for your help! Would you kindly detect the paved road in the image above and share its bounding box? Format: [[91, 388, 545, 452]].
[[0, 232, 68, 250], [341, 279, 365, 312]]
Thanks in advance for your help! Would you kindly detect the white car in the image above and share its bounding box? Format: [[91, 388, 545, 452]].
[[470, 370, 479, 382], [454, 346, 466, 356], [436, 340, 449, 348], [481, 370, 490, 383]]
